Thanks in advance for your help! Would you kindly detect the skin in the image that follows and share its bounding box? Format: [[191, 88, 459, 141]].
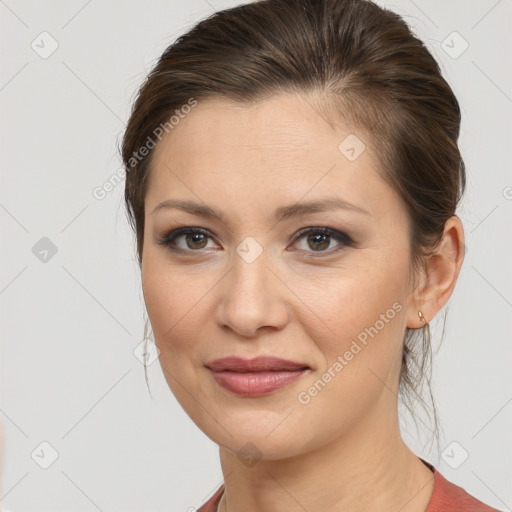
[[141, 93, 465, 512]]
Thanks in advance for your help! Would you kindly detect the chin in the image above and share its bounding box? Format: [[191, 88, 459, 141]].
[[200, 416, 310, 461]]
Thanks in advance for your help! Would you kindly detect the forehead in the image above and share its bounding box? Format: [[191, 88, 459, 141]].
[[146, 93, 403, 224], [151, 93, 372, 175], [160, 95, 330, 161]]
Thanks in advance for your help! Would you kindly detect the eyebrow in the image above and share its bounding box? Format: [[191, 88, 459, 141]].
[[151, 197, 370, 222]]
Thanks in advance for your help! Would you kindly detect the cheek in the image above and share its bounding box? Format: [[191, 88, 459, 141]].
[[142, 246, 190, 334], [290, 281, 407, 449], [141, 258, 211, 412], [142, 262, 174, 339], [299, 260, 407, 351], [294, 259, 408, 401], [141, 254, 217, 363]]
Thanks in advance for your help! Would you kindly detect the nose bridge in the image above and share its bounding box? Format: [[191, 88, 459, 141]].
[[216, 235, 288, 336], [230, 235, 272, 301]]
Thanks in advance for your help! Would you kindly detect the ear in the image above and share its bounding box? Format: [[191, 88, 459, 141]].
[[406, 216, 465, 328]]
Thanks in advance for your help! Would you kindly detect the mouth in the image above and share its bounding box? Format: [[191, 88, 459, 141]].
[[205, 356, 310, 397]]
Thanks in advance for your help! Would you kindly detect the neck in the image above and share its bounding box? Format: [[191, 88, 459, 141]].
[[217, 401, 434, 512]]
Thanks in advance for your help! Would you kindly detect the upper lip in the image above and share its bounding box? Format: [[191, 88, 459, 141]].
[[205, 356, 309, 372]]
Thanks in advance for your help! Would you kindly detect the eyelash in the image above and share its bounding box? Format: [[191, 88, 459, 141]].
[[156, 226, 354, 256]]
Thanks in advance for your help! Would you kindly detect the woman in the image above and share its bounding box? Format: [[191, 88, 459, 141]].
[[121, 0, 500, 510]]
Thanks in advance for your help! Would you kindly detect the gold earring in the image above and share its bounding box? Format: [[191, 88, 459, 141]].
[[418, 310, 426, 325]]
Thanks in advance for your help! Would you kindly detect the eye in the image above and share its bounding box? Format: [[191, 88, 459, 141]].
[[290, 227, 353, 255], [156, 226, 354, 255], [156, 227, 218, 253]]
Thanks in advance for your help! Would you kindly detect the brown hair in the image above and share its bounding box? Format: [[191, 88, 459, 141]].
[[121, 0, 465, 450]]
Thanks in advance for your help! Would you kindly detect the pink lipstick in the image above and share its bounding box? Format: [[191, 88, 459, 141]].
[[205, 356, 309, 396]]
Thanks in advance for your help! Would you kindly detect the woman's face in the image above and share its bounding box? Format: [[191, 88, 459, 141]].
[[141, 93, 420, 459]]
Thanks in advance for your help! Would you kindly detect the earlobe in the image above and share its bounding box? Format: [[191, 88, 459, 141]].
[[405, 307, 429, 330]]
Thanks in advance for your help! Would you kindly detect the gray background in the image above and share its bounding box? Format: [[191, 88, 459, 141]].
[[1, 0, 511, 510]]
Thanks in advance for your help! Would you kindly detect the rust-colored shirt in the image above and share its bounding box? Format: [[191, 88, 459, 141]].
[[197, 460, 500, 511]]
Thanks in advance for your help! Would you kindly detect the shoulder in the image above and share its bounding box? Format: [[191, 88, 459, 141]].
[[426, 464, 501, 512], [197, 485, 224, 512]]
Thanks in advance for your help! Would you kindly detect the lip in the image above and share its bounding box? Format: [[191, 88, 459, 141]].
[[205, 356, 309, 372], [205, 356, 310, 397]]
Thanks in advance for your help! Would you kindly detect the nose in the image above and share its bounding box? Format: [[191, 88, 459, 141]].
[[215, 246, 290, 339]]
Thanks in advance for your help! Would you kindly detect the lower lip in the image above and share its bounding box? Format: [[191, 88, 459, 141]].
[[209, 369, 309, 396]]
